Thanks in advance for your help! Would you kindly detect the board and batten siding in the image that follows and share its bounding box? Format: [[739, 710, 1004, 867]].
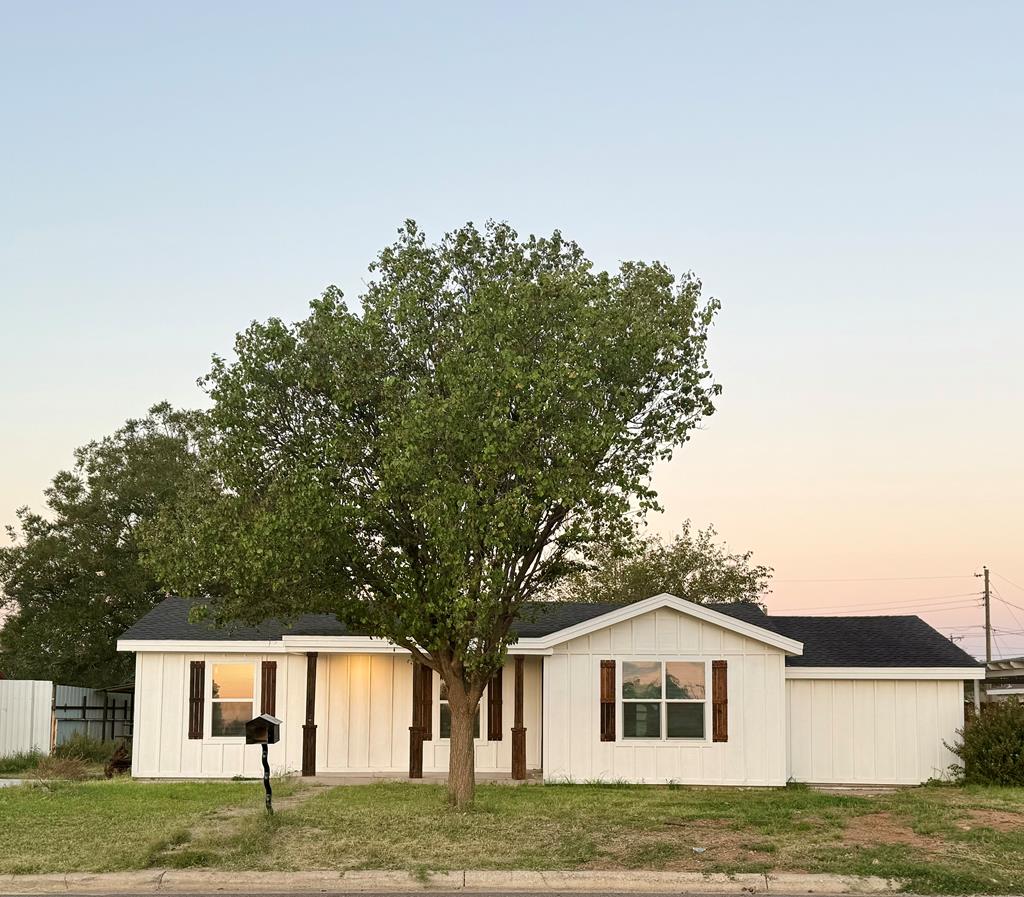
[[133, 650, 543, 778], [786, 678, 964, 785], [543, 608, 788, 785], [132, 652, 308, 778], [321, 654, 542, 774]]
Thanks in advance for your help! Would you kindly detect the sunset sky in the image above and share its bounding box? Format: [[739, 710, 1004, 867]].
[[1, 3, 1021, 658]]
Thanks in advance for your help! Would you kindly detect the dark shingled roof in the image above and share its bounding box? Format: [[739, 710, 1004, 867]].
[[121, 596, 982, 669]]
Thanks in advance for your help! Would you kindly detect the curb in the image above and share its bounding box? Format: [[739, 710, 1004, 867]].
[[0, 870, 903, 895]]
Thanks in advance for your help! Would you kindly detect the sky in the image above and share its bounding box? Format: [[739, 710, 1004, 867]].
[[1, 2, 1022, 658]]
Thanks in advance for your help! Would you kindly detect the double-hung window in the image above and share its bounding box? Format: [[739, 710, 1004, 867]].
[[210, 663, 254, 737], [621, 660, 706, 740]]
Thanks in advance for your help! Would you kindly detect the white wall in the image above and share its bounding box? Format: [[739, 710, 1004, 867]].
[[133, 651, 542, 778], [786, 678, 965, 784], [543, 608, 788, 785], [0, 680, 52, 756], [133, 651, 307, 778]]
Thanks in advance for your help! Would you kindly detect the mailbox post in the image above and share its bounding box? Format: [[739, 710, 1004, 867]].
[[245, 713, 282, 814]]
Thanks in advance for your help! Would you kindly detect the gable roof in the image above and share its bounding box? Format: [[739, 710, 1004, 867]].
[[120, 595, 983, 670]]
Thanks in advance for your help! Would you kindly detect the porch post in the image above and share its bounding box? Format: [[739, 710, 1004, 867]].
[[973, 679, 982, 715], [301, 652, 318, 776], [409, 662, 425, 778], [511, 655, 526, 780]]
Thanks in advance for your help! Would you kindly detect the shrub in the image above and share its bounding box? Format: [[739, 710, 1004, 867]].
[[54, 732, 114, 764], [949, 699, 1024, 785], [0, 750, 43, 775], [29, 756, 89, 781]]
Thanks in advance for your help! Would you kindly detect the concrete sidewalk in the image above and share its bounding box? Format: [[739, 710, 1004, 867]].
[[0, 870, 902, 895]]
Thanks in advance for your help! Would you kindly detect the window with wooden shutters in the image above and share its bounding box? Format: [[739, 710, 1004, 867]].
[[188, 661, 205, 739], [487, 668, 503, 740], [711, 660, 728, 742], [599, 660, 616, 741], [261, 661, 277, 716], [620, 660, 706, 740], [210, 663, 255, 737]]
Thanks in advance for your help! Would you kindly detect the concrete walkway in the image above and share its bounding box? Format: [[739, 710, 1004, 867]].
[[0, 870, 901, 895], [0, 779, 24, 788]]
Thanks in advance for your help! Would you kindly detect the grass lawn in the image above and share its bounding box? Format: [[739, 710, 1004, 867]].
[[1, 780, 1023, 894], [0, 778, 299, 875]]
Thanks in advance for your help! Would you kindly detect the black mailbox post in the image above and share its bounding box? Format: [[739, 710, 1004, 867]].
[[246, 714, 282, 813]]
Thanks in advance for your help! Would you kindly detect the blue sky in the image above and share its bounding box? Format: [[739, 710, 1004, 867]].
[[2, 2, 1022, 656]]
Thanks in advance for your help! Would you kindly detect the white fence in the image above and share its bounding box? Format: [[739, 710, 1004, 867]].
[[0, 680, 133, 756], [0, 680, 51, 756]]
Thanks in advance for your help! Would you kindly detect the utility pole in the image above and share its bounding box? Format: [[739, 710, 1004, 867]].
[[976, 566, 992, 664]]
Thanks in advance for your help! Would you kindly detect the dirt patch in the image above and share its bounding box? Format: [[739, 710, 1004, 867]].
[[580, 819, 772, 871], [957, 809, 1024, 832], [842, 812, 944, 853]]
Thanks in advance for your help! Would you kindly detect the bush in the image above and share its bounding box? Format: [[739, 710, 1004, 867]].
[[54, 733, 115, 764], [0, 750, 44, 775], [29, 756, 89, 781], [949, 699, 1024, 785]]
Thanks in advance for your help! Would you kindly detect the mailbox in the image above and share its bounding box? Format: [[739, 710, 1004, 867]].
[[245, 713, 282, 745]]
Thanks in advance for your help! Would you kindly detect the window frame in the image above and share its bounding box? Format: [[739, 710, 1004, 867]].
[[435, 672, 488, 744], [618, 657, 710, 744], [205, 659, 259, 742]]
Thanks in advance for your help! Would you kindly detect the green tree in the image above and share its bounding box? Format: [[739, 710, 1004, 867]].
[[0, 404, 201, 687], [562, 521, 772, 608], [143, 221, 719, 806]]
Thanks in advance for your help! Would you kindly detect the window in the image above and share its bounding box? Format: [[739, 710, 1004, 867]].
[[438, 679, 482, 739], [210, 663, 254, 737], [621, 660, 705, 740]]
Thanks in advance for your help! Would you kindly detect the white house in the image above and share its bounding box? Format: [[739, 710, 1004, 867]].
[[117, 594, 984, 786]]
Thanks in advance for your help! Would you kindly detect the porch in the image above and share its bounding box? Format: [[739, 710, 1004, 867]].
[[299, 651, 542, 780]]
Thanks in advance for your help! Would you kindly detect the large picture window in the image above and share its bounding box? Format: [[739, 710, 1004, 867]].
[[438, 679, 482, 739], [210, 663, 254, 737], [621, 660, 706, 740]]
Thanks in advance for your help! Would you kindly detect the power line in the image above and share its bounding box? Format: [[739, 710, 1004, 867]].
[[779, 603, 981, 617], [775, 574, 974, 583], [994, 572, 1024, 594], [772, 593, 980, 613]]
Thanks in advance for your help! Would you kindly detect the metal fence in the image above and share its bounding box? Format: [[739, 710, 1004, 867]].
[[0, 680, 133, 756]]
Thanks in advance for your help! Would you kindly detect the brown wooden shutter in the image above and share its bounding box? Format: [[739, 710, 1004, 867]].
[[419, 663, 433, 741], [487, 668, 503, 740], [712, 660, 728, 742], [188, 660, 205, 739], [599, 659, 616, 742], [261, 661, 277, 716]]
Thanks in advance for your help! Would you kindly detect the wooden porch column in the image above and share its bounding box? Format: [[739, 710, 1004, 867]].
[[301, 652, 318, 776], [409, 662, 426, 778], [511, 655, 527, 780]]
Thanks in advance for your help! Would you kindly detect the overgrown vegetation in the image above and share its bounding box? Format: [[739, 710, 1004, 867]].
[[0, 735, 122, 779], [2, 780, 1023, 894], [950, 700, 1024, 786], [0, 750, 43, 776], [54, 733, 118, 764]]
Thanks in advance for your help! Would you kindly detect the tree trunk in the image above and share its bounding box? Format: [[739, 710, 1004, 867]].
[[445, 679, 481, 808]]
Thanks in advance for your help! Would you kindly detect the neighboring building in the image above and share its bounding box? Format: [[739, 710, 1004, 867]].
[[984, 656, 1024, 702], [118, 593, 984, 786]]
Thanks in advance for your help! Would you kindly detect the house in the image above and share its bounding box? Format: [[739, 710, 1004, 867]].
[[117, 593, 984, 786]]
